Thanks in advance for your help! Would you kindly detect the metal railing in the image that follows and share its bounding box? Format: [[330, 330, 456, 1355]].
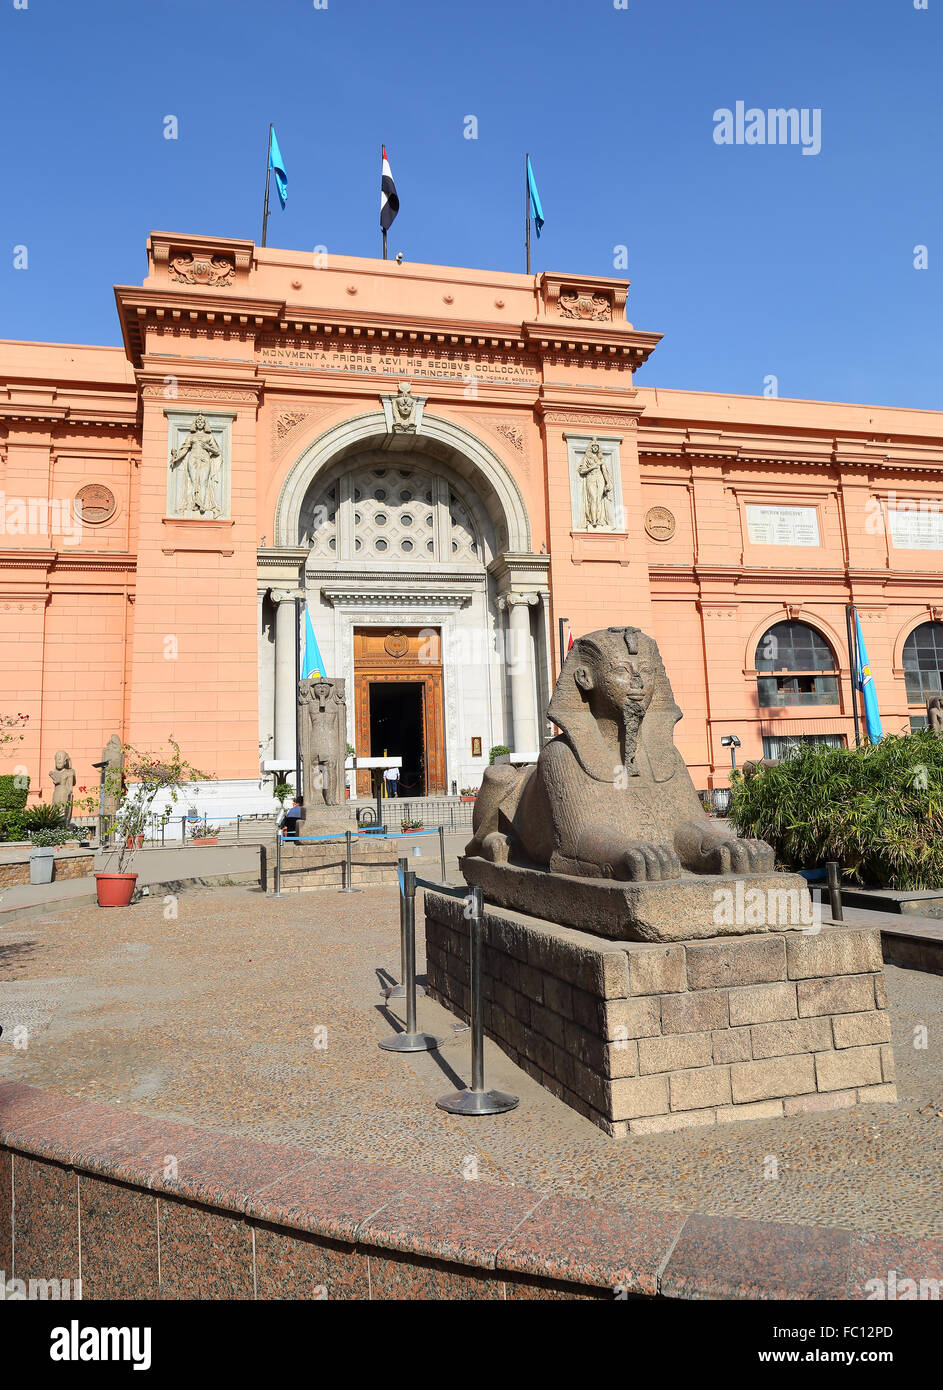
[[273, 825, 449, 895]]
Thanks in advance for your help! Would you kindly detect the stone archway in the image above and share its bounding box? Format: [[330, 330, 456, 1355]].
[[262, 410, 548, 793]]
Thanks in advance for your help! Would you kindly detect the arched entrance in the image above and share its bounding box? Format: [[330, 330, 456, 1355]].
[[260, 410, 549, 795]]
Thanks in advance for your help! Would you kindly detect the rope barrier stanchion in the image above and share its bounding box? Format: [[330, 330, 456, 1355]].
[[379, 863, 440, 1053], [273, 828, 282, 895], [383, 857, 424, 1001], [826, 860, 843, 921], [437, 885, 519, 1116], [338, 828, 361, 894], [438, 825, 446, 881]]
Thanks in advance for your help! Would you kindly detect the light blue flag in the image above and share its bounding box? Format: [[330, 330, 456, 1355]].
[[854, 611, 883, 743], [303, 606, 325, 678], [269, 127, 288, 209], [526, 155, 544, 237]]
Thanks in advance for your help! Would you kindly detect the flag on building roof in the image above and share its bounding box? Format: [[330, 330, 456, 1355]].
[[303, 605, 325, 679], [380, 145, 399, 232], [527, 155, 544, 238], [269, 127, 288, 210], [853, 610, 883, 744]]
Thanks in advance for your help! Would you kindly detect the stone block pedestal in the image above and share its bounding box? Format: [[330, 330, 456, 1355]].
[[424, 893, 897, 1136]]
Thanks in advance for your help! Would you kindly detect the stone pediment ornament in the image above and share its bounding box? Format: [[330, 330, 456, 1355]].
[[75, 484, 116, 524], [384, 630, 409, 658], [169, 251, 236, 288], [381, 382, 426, 434], [559, 289, 612, 321]]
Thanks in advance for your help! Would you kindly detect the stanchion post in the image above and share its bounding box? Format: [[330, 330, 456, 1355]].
[[379, 862, 439, 1052], [438, 825, 446, 882], [383, 855, 424, 1002], [274, 829, 282, 895], [437, 885, 519, 1115], [826, 860, 843, 921], [338, 828, 361, 894]]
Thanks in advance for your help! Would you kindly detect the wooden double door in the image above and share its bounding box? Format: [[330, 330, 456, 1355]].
[[353, 627, 445, 796]]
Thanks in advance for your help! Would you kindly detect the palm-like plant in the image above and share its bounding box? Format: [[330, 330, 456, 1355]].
[[729, 731, 943, 889]]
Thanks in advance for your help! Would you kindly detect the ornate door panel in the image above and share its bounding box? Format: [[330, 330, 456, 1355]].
[[353, 628, 445, 796]]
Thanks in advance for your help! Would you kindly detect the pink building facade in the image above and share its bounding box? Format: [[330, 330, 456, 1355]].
[[3, 230, 943, 813]]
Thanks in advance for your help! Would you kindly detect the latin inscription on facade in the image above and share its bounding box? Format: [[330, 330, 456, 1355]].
[[745, 505, 820, 547], [889, 508, 943, 550], [257, 343, 536, 384]]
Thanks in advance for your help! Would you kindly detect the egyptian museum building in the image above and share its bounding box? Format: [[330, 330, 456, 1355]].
[[4, 229, 943, 813]]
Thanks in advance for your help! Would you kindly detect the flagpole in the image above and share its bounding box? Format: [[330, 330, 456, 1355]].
[[851, 603, 862, 745], [382, 228, 388, 260], [261, 122, 273, 248], [525, 152, 532, 276]]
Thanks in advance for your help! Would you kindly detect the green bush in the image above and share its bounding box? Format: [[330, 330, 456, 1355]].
[[488, 745, 511, 765], [0, 774, 29, 814], [729, 731, 943, 890], [25, 803, 67, 832], [29, 828, 77, 847], [0, 811, 27, 842]]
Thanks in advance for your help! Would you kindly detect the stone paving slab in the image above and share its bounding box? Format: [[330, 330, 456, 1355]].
[[0, 884, 941, 1239]]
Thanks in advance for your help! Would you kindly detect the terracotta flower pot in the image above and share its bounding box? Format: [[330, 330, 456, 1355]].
[[95, 872, 138, 907], [192, 836, 219, 846]]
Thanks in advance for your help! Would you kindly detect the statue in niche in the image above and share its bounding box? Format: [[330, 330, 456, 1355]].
[[927, 696, 943, 733], [298, 677, 346, 807], [578, 439, 613, 529], [391, 382, 418, 432], [101, 734, 124, 817], [467, 626, 774, 882], [170, 415, 222, 516], [49, 750, 76, 820]]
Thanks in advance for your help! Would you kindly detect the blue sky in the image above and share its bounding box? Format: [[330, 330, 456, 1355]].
[[2, 0, 940, 408]]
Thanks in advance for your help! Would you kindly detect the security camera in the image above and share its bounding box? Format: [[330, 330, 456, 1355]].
[[720, 735, 741, 748]]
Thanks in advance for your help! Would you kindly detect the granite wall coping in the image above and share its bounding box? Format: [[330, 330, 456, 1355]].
[[2, 1081, 940, 1300]]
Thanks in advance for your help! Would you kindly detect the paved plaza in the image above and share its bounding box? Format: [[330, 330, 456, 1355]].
[[0, 882, 940, 1239]]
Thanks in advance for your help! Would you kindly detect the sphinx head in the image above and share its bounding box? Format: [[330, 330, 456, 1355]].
[[572, 628, 657, 726]]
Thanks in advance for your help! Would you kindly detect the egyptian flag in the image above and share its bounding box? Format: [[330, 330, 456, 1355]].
[[380, 145, 399, 232]]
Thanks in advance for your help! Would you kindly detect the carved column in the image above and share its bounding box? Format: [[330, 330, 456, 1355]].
[[499, 592, 540, 756], [272, 589, 302, 763]]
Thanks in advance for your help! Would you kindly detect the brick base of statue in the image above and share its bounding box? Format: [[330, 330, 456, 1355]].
[[278, 832, 398, 891], [424, 893, 897, 1136]]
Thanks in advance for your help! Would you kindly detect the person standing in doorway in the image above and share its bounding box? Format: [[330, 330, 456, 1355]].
[[384, 764, 400, 798]]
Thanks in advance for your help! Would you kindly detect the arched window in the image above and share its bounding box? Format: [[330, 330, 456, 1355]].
[[902, 622, 943, 704], [755, 621, 838, 707]]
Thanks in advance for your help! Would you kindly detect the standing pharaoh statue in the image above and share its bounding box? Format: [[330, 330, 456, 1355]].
[[578, 439, 613, 529], [49, 750, 76, 821], [298, 677, 346, 808], [101, 734, 124, 817], [927, 696, 943, 733], [170, 415, 222, 516]]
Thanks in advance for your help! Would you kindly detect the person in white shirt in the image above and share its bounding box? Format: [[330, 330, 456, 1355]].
[[384, 765, 400, 798]]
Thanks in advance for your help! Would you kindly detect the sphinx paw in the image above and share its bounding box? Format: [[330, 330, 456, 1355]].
[[701, 836, 774, 875], [623, 843, 681, 882]]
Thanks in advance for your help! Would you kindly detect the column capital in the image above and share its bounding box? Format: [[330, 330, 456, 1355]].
[[271, 587, 304, 604], [497, 591, 540, 612]]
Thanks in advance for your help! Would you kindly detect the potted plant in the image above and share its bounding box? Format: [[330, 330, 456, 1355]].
[[273, 779, 293, 806], [400, 817, 424, 834], [345, 743, 356, 800], [489, 744, 511, 766], [29, 829, 57, 884], [96, 737, 208, 907], [190, 822, 220, 846], [459, 786, 478, 802]]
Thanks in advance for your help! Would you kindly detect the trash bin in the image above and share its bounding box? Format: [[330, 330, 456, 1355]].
[[29, 846, 55, 885]]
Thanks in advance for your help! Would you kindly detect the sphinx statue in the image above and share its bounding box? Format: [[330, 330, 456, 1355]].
[[469, 626, 773, 880]]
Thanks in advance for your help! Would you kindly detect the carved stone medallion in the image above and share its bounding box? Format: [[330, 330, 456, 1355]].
[[559, 289, 611, 321], [168, 252, 235, 288], [644, 506, 676, 541], [75, 484, 116, 524]]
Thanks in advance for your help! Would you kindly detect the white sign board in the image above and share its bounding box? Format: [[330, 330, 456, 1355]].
[[889, 509, 943, 550], [746, 505, 820, 547]]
